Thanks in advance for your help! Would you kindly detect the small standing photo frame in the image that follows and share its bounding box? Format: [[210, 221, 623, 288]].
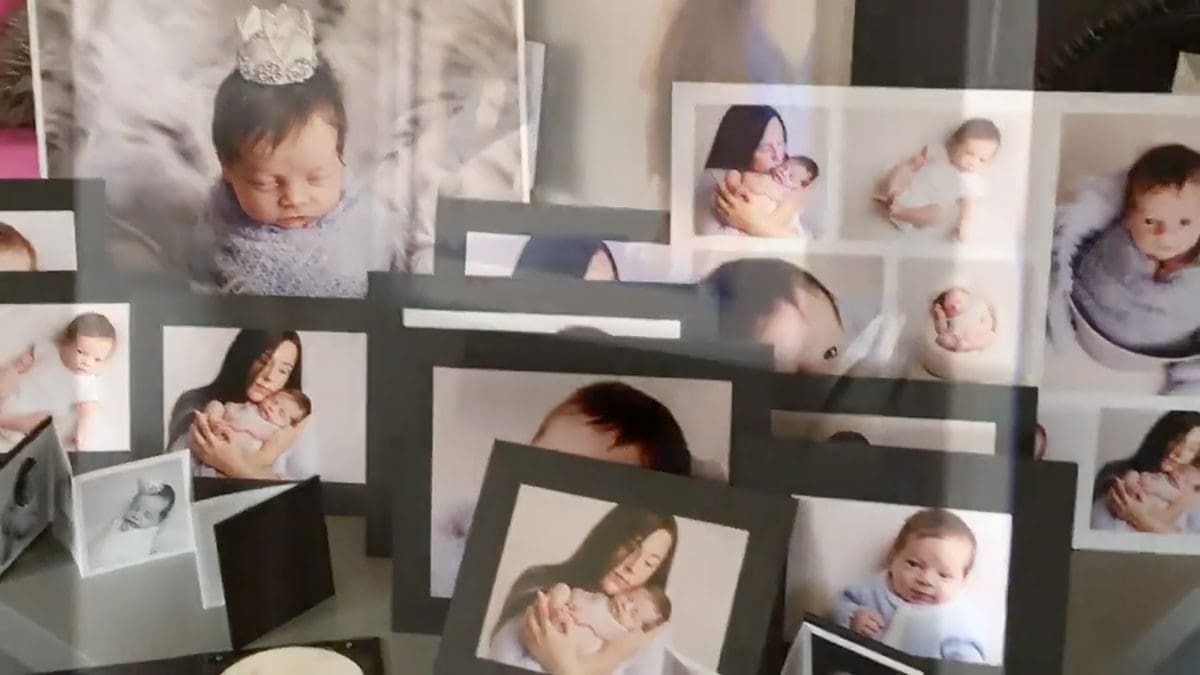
[[437, 441, 796, 675], [783, 616, 925, 675], [0, 419, 59, 579]]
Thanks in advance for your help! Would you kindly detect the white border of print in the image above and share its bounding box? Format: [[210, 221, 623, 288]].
[[669, 82, 1036, 257], [787, 622, 925, 675], [72, 450, 196, 578], [401, 308, 682, 340]]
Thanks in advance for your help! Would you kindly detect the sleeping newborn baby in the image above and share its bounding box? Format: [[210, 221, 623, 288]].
[[545, 582, 672, 656], [723, 156, 819, 236], [1094, 466, 1200, 532], [932, 287, 997, 353], [196, 389, 311, 477]]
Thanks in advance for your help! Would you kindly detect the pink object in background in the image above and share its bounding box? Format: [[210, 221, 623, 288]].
[[0, 0, 42, 178]]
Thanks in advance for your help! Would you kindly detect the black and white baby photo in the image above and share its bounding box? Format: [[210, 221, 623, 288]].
[[674, 100, 830, 245], [429, 367, 733, 598], [0, 211, 77, 271], [464, 233, 679, 285], [782, 622, 925, 675], [1042, 403, 1200, 555], [771, 411, 998, 455], [0, 428, 55, 577], [691, 250, 885, 376], [476, 486, 749, 674], [75, 451, 195, 577], [838, 102, 1033, 249], [787, 497, 1011, 667], [0, 303, 131, 452], [1044, 112, 1200, 397], [162, 327, 367, 485], [893, 256, 1040, 386]]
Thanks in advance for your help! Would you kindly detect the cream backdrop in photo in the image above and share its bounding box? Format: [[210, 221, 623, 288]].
[[1056, 113, 1200, 204], [771, 411, 998, 455], [786, 496, 1012, 664], [477, 486, 749, 671], [431, 367, 733, 518], [0, 211, 77, 270], [0, 303, 131, 452], [161, 327, 368, 484]]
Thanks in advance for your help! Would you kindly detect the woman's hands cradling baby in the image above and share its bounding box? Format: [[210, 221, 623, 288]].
[[520, 588, 665, 675], [189, 409, 308, 480]]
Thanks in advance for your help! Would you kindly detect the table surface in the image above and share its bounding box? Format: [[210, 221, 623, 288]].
[[1, 516, 1198, 674]]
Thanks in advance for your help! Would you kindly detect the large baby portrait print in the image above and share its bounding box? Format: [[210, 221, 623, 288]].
[[0, 303, 131, 453], [161, 327, 367, 485], [429, 368, 733, 599], [787, 497, 1012, 667], [1045, 112, 1200, 397], [476, 487, 748, 675]]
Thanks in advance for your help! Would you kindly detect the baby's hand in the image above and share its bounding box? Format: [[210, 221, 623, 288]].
[[850, 608, 885, 638], [11, 346, 34, 374]]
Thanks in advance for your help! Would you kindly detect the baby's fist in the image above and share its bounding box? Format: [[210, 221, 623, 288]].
[[850, 608, 885, 638]]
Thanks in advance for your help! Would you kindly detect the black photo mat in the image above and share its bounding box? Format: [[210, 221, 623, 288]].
[[375, 326, 772, 633], [794, 615, 926, 675], [768, 374, 1039, 460], [736, 437, 1077, 675], [433, 196, 666, 277], [436, 441, 797, 675], [44, 637, 384, 674], [130, 288, 377, 514]]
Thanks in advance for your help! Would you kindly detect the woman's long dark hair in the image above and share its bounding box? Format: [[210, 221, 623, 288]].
[[492, 504, 678, 636], [512, 237, 619, 281], [704, 105, 786, 171], [1092, 411, 1200, 500], [166, 330, 304, 447]]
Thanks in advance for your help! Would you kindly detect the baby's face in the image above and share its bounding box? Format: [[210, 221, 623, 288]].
[[756, 288, 845, 374], [949, 137, 999, 174], [261, 394, 304, 427], [531, 410, 643, 467], [1125, 183, 1200, 262], [222, 112, 344, 229], [782, 160, 813, 189], [59, 335, 114, 375], [0, 247, 34, 271], [609, 588, 662, 632], [940, 288, 973, 316], [122, 494, 170, 529], [887, 535, 972, 605]]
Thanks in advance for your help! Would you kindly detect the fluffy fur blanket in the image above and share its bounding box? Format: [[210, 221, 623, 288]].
[[35, 0, 527, 274], [0, 7, 34, 128]]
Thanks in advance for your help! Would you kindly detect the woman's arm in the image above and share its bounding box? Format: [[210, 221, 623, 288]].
[[243, 417, 309, 470], [1107, 481, 1178, 533], [713, 180, 801, 238], [188, 412, 280, 480]]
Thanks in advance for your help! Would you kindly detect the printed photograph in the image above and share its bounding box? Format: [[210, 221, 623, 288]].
[[1044, 112, 1200, 397], [692, 250, 885, 375], [429, 367, 733, 598], [402, 308, 683, 340], [771, 411, 998, 456], [0, 303, 131, 453], [35, 0, 528, 286], [787, 497, 1012, 666], [782, 622, 925, 675], [839, 107, 1033, 248], [895, 256, 1040, 386], [162, 326, 367, 484], [75, 451, 196, 577], [686, 103, 830, 241], [0, 211, 76, 270], [475, 486, 748, 674], [464, 232, 679, 284], [0, 425, 55, 578]]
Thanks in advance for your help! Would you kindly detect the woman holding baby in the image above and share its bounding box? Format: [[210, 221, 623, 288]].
[[1093, 411, 1200, 533], [166, 329, 318, 481], [490, 504, 679, 675]]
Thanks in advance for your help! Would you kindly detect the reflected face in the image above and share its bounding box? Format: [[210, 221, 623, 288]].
[[122, 494, 170, 530], [751, 117, 786, 173], [59, 335, 115, 374], [222, 113, 344, 229], [600, 528, 673, 595], [530, 410, 643, 466], [1163, 426, 1200, 473], [755, 288, 845, 374], [246, 341, 300, 403], [886, 535, 973, 605], [1125, 183, 1200, 262], [949, 137, 999, 174], [584, 249, 617, 281], [0, 248, 34, 271], [610, 588, 663, 631]]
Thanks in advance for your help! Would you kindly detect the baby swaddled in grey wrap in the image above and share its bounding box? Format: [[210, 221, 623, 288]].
[[190, 170, 402, 298]]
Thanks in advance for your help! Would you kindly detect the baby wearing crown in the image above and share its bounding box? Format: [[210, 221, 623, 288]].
[[191, 4, 413, 298]]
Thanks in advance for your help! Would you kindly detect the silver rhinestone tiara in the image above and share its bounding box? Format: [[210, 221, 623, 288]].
[[235, 4, 319, 86]]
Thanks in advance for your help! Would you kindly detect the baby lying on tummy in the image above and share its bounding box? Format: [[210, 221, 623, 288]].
[[196, 389, 311, 477], [723, 156, 819, 235], [931, 287, 997, 353], [545, 582, 672, 657]]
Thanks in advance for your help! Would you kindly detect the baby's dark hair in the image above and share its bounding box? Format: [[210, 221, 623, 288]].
[[137, 482, 177, 522], [888, 508, 977, 576], [0, 223, 37, 269], [788, 155, 820, 184], [212, 61, 347, 166], [702, 258, 843, 342], [535, 382, 692, 476], [1122, 144, 1200, 215], [57, 313, 117, 348], [277, 388, 313, 420], [947, 118, 1001, 151], [641, 586, 673, 629]]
